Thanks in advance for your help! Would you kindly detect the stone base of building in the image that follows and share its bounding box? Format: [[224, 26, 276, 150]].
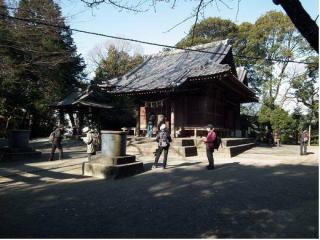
[[199, 138, 256, 158], [82, 155, 144, 179]]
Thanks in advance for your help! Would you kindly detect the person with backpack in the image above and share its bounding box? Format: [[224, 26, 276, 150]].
[[81, 127, 99, 161], [203, 124, 217, 170], [152, 124, 172, 169], [49, 124, 65, 161]]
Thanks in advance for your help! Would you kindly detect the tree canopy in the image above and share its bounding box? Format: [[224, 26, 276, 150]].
[[0, 0, 86, 136], [93, 44, 144, 85], [176, 17, 238, 48]]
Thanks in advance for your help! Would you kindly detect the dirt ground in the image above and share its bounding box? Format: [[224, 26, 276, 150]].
[[0, 138, 318, 238]]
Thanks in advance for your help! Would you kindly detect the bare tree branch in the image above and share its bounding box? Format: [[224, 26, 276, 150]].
[[273, 0, 318, 53], [190, 0, 204, 45], [80, 0, 146, 12], [163, 1, 212, 33]]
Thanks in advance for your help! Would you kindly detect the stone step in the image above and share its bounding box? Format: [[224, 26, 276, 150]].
[[127, 145, 198, 158], [83, 161, 144, 179], [170, 146, 198, 157], [215, 143, 256, 158], [91, 155, 136, 165], [171, 138, 195, 147], [221, 138, 255, 147], [195, 138, 255, 148]]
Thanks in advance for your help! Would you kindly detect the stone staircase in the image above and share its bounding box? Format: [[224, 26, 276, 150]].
[[126, 137, 198, 157], [126, 137, 255, 158], [195, 138, 256, 158]]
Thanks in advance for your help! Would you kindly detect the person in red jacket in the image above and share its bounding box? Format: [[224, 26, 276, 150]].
[[203, 124, 216, 170]]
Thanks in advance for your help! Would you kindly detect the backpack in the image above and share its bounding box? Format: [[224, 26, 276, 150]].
[[158, 131, 169, 147], [91, 131, 101, 147], [213, 136, 221, 150], [49, 131, 55, 142]]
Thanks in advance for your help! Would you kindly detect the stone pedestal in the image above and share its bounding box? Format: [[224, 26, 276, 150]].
[[0, 130, 41, 162], [83, 130, 144, 179]]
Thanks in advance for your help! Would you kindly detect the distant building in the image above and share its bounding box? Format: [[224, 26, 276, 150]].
[[50, 86, 113, 134]]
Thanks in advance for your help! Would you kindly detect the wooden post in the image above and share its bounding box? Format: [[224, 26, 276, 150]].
[[78, 111, 84, 135], [135, 106, 140, 136], [171, 102, 175, 137], [58, 110, 64, 125], [308, 124, 311, 146], [214, 90, 217, 124]]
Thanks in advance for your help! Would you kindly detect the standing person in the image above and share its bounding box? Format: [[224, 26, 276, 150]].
[[152, 124, 172, 169], [203, 124, 216, 170], [299, 130, 309, 155], [81, 127, 96, 161], [146, 112, 155, 137], [49, 124, 64, 161], [273, 130, 281, 147]]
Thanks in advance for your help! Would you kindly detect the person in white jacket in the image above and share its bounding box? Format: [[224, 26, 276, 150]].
[[81, 127, 96, 161]]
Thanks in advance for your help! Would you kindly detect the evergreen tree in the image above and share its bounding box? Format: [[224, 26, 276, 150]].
[[94, 44, 143, 85], [0, 0, 86, 136], [176, 17, 238, 48], [14, 0, 85, 103]]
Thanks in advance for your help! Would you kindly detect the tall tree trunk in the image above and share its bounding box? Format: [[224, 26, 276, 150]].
[[273, 0, 319, 53]]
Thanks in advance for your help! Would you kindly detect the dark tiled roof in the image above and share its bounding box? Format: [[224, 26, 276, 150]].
[[106, 39, 233, 93], [52, 91, 83, 107], [50, 88, 112, 109]]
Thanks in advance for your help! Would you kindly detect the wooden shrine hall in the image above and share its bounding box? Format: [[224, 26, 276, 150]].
[[100, 39, 258, 138]]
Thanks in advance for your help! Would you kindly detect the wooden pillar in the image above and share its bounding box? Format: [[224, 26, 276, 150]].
[[214, 89, 217, 124], [58, 110, 64, 125], [78, 111, 84, 134], [308, 124, 311, 146], [171, 102, 176, 138], [68, 111, 76, 135], [135, 106, 140, 136]]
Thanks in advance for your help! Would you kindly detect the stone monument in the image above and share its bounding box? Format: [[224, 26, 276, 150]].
[[82, 130, 144, 179], [0, 129, 41, 161]]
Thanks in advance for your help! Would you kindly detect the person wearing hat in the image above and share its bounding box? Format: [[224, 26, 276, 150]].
[[203, 124, 216, 170], [81, 127, 96, 161], [49, 124, 65, 161], [152, 124, 172, 169]]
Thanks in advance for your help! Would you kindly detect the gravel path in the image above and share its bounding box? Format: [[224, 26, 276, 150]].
[[0, 143, 318, 238]]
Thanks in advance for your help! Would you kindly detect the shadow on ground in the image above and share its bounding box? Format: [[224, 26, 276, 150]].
[[0, 157, 318, 238]]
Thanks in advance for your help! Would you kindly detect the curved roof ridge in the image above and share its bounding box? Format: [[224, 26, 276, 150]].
[[150, 39, 232, 58]]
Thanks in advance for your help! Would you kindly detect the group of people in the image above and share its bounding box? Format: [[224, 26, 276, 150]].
[[48, 122, 219, 171], [49, 125, 98, 161], [272, 129, 310, 155], [48, 122, 310, 168], [151, 123, 218, 170]]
